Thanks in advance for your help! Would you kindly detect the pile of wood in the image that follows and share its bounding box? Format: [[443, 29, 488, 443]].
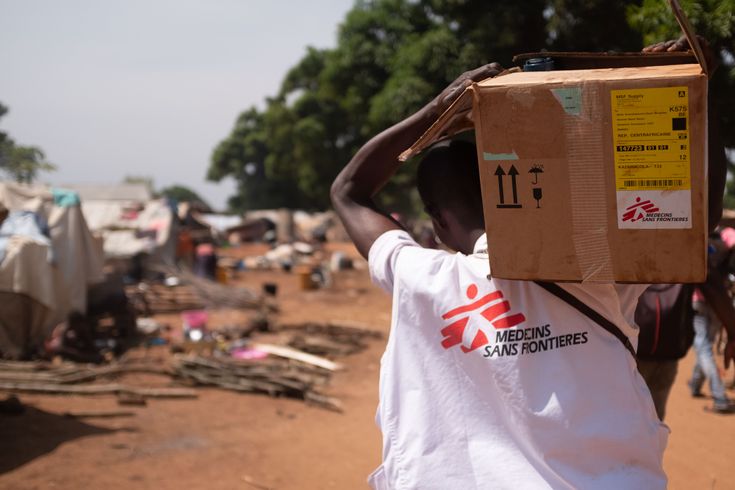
[[126, 283, 204, 315], [174, 269, 265, 310], [0, 353, 343, 411], [173, 354, 342, 412], [126, 273, 268, 315], [0, 322, 381, 411], [0, 360, 196, 400]]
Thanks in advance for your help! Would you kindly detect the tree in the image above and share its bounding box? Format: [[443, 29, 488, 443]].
[[159, 184, 211, 211], [1, 145, 55, 184], [0, 103, 56, 183], [0, 103, 9, 148], [210, 0, 735, 213]]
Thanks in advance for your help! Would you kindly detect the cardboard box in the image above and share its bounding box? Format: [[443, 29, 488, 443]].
[[401, 1, 709, 283]]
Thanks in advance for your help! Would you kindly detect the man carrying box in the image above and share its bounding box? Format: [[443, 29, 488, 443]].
[[331, 40, 730, 488]]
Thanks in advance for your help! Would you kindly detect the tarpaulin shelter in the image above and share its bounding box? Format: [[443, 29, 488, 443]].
[[0, 182, 105, 358], [65, 184, 177, 266]]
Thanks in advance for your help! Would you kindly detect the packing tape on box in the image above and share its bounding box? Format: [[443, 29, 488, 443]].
[[563, 83, 615, 282]]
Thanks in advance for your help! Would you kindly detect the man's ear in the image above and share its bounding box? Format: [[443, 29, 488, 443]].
[[425, 202, 439, 219], [427, 204, 448, 230]]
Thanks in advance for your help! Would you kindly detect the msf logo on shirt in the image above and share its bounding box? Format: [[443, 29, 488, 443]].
[[622, 197, 660, 222], [440, 284, 526, 353]]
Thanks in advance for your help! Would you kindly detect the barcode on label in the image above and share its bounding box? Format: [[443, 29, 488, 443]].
[[622, 179, 684, 188]]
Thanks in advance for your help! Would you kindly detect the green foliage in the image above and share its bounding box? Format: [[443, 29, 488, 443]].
[[0, 103, 55, 183], [159, 184, 211, 210], [0, 103, 8, 147], [0, 145, 54, 184], [546, 0, 642, 51], [211, 0, 735, 213]]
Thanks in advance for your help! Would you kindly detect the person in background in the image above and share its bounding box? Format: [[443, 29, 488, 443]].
[[636, 236, 735, 419], [194, 241, 217, 280], [688, 232, 735, 413], [635, 283, 695, 420], [176, 228, 195, 270]]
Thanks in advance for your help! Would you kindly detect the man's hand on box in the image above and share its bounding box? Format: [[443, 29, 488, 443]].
[[642, 35, 690, 53], [642, 35, 719, 74], [429, 63, 504, 117]]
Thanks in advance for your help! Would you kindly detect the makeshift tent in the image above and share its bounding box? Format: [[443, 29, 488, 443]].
[[64, 184, 177, 264], [0, 182, 105, 358]]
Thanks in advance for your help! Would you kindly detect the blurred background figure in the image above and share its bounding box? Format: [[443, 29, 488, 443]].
[[636, 283, 695, 420], [636, 229, 735, 418], [194, 241, 217, 280], [688, 230, 735, 413]]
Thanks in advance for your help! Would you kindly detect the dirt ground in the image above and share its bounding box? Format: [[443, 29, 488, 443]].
[[1, 243, 734, 490]]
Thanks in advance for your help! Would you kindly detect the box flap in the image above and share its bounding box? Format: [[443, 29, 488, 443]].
[[398, 84, 476, 162], [669, 0, 709, 76]]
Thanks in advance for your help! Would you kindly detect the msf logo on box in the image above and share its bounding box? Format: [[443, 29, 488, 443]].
[[622, 197, 660, 222], [619, 194, 689, 227]]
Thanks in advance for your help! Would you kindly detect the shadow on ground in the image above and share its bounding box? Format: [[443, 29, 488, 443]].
[[0, 403, 132, 474]]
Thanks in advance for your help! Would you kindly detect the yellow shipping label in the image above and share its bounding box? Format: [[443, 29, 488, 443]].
[[611, 87, 691, 191]]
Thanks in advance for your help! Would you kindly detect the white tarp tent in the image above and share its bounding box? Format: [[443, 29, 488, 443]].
[[0, 182, 105, 358], [64, 184, 176, 263]]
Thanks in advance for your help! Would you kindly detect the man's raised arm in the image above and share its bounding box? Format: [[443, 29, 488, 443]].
[[330, 63, 503, 259]]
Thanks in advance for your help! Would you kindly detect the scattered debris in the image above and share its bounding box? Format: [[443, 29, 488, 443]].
[[250, 343, 342, 371], [0, 318, 381, 411], [136, 317, 163, 336], [168, 268, 268, 311], [126, 282, 204, 315]]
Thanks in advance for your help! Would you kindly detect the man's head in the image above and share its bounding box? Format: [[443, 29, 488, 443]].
[[416, 140, 485, 253]]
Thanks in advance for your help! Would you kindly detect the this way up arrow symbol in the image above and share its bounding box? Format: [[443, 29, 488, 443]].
[[494, 165, 506, 204], [508, 165, 519, 204], [494, 164, 522, 209]]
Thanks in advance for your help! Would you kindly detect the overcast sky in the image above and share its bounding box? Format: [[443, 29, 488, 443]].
[[0, 0, 354, 210]]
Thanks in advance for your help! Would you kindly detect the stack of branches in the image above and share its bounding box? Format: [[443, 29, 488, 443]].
[[0, 348, 343, 411], [126, 282, 205, 315], [163, 266, 272, 311], [173, 355, 342, 412], [126, 265, 271, 315], [0, 360, 196, 399], [0, 322, 383, 411], [280, 322, 383, 358]]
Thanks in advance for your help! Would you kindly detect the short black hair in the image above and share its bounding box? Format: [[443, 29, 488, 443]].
[[416, 139, 484, 217]]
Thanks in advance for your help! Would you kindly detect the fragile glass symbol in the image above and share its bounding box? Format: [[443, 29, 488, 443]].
[[532, 188, 542, 208]]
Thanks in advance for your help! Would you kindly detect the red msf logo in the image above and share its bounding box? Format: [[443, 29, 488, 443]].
[[440, 284, 526, 353], [622, 197, 660, 222]]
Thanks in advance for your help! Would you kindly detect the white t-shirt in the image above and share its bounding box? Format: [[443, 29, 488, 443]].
[[367, 230, 667, 490]]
